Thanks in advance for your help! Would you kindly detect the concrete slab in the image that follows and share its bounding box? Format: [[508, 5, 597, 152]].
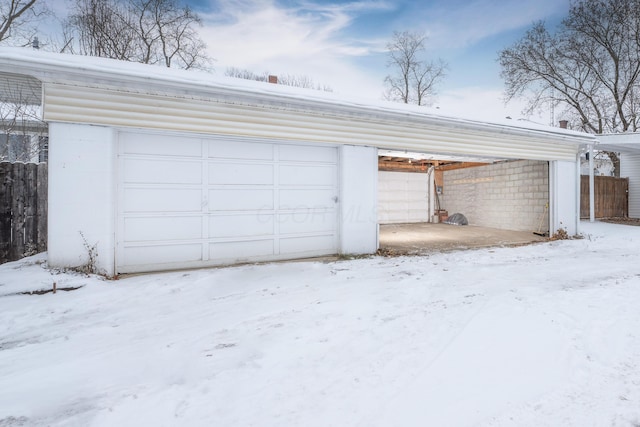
[[380, 223, 547, 254]]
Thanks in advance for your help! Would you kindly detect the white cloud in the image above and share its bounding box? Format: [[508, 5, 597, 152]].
[[199, 0, 391, 97], [197, 0, 574, 104], [201, 0, 390, 61]]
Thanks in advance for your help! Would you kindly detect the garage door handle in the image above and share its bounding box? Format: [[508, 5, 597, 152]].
[[332, 196, 339, 203]]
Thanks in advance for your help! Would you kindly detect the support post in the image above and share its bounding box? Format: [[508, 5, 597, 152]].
[[589, 146, 595, 222], [427, 166, 435, 222]]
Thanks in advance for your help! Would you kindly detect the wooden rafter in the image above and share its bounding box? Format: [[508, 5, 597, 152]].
[[434, 162, 489, 171], [378, 156, 489, 173]]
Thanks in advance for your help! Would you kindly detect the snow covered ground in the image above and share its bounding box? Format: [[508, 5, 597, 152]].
[[1, 221, 639, 427]]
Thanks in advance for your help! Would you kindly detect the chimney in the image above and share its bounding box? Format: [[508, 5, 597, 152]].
[[559, 120, 568, 129], [268, 75, 278, 84]]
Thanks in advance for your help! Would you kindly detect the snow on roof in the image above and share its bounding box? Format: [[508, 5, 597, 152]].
[[0, 47, 596, 143], [596, 133, 640, 153]]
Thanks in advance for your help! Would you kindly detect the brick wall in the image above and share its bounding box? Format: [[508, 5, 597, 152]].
[[440, 160, 549, 232]]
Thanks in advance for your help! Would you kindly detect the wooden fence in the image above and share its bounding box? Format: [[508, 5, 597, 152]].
[[580, 175, 628, 218], [0, 162, 47, 264]]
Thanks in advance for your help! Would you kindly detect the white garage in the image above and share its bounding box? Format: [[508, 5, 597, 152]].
[[117, 132, 339, 273], [0, 48, 597, 276]]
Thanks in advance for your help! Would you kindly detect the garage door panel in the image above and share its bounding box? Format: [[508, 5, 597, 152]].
[[279, 235, 336, 254], [279, 211, 335, 234], [209, 189, 274, 211], [209, 214, 274, 238], [209, 140, 274, 160], [389, 202, 410, 211], [118, 132, 338, 273], [407, 209, 428, 222], [279, 189, 335, 208], [279, 144, 336, 163], [124, 243, 202, 265], [210, 239, 275, 259], [124, 216, 202, 241], [378, 171, 429, 224], [405, 200, 426, 209], [209, 163, 274, 185], [121, 133, 202, 157], [383, 194, 426, 203], [124, 188, 201, 212], [280, 165, 335, 186], [378, 180, 406, 192], [124, 158, 202, 184]]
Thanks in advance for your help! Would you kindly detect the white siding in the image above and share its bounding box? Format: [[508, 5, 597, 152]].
[[43, 83, 581, 162], [621, 153, 640, 218], [378, 171, 429, 224], [0, 72, 41, 104]]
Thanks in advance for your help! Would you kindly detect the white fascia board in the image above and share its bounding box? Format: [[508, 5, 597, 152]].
[[596, 133, 640, 153], [41, 82, 585, 161]]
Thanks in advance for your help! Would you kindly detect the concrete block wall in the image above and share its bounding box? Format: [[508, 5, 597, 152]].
[[440, 160, 549, 232]]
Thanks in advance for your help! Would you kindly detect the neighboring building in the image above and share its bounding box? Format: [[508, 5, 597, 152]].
[[0, 122, 48, 163], [0, 70, 47, 162], [580, 151, 615, 177], [0, 48, 596, 276], [596, 134, 640, 219]]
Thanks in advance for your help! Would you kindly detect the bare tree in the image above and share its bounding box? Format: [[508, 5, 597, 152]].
[[0, 0, 48, 46], [278, 74, 333, 92], [225, 67, 268, 82], [64, 0, 211, 70], [133, 0, 208, 69], [384, 31, 447, 106], [499, 0, 640, 136], [67, 0, 137, 60], [225, 67, 333, 92]]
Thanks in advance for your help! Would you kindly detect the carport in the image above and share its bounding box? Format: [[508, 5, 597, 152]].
[[376, 128, 589, 250], [593, 134, 640, 219], [377, 149, 552, 253]]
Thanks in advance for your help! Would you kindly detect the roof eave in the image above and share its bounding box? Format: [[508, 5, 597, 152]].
[[0, 49, 597, 147]]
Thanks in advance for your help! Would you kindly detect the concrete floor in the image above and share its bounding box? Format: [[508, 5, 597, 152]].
[[379, 222, 547, 254]]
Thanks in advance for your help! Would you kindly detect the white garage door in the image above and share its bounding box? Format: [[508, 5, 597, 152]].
[[378, 171, 429, 224], [117, 132, 339, 273]]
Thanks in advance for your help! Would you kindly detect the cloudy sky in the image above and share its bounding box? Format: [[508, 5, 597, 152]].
[[44, 0, 572, 122]]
